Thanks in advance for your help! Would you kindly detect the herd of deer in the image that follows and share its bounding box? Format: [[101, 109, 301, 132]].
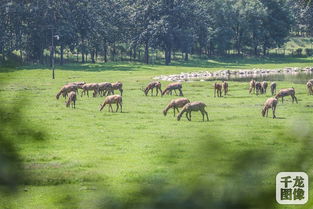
[[55, 78, 313, 121]]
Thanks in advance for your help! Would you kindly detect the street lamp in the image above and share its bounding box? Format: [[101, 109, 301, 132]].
[[50, 28, 59, 79]]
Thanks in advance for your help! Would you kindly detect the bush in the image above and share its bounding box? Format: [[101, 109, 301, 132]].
[[295, 48, 302, 56], [305, 48, 313, 56]]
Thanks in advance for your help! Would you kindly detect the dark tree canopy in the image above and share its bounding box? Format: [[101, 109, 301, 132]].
[[0, 0, 311, 65]]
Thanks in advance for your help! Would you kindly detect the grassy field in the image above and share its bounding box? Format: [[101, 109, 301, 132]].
[[0, 56, 313, 209]]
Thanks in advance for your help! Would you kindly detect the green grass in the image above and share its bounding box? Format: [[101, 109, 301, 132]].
[[0, 56, 313, 208]]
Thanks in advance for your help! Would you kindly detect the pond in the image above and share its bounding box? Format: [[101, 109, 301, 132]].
[[154, 67, 313, 84]]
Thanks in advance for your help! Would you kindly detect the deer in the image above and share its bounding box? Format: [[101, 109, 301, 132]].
[[261, 97, 278, 119], [255, 82, 262, 95], [270, 82, 277, 96], [306, 81, 313, 95], [81, 83, 99, 97], [261, 81, 268, 94], [275, 88, 298, 103], [222, 81, 229, 96], [95, 82, 113, 97], [214, 83, 222, 97], [142, 81, 162, 96], [163, 98, 190, 117], [99, 95, 122, 112], [249, 79, 256, 94], [177, 102, 209, 121], [66, 91, 77, 108], [112, 82, 123, 96], [162, 82, 183, 96], [68, 82, 85, 89], [56, 84, 78, 100]]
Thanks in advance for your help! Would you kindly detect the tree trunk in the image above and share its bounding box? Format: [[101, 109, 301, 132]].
[[103, 42, 108, 62], [263, 44, 267, 56], [112, 43, 116, 61], [91, 50, 95, 63], [60, 44, 64, 65], [184, 53, 188, 61], [144, 41, 149, 64], [165, 46, 171, 65], [133, 47, 137, 60], [82, 52, 85, 63]]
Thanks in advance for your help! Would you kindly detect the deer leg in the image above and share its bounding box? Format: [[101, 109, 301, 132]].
[[185, 112, 190, 121], [293, 95, 298, 104], [266, 108, 269, 117], [120, 102, 122, 112], [179, 89, 183, 96], [204, 110, 209, 121], [201, 111, 204, 121], [272, 106, 276, 118], [116, 103, 119, 112], [151, 88, 154, 96]]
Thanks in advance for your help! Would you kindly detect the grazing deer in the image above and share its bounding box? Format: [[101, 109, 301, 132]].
[[95, 82, 113, 97], [162, 82, 183, 96], [66, 91, 77, 108], [68, 82, 85, 89], [261, 81, 268, 94], [261, 97, 278, 119], [214, 83, 222, 97], [255, 82, 262, 95], [249, 79, 256, 94], [275, 88, 298, 103], [177, 101, 209, 121], [99, 95, 123, 112], [142, 81, 162, 96], [306, 81, 313, 95], [222, 81, 229, 96], [112, 82, 123, 96], [56, 84, 78, 100], [81, 83, 99, 97], [163, 98, 190, 117], [270, 82, 277, 96]]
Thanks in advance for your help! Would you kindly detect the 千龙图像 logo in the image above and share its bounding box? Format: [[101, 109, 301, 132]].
[[276, 172, 308, 205]]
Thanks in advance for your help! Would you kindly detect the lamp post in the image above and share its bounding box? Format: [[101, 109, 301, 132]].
[[50, 27, 59, 79]]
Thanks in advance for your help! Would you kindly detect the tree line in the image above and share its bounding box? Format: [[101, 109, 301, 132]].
[[0, 0, 312, 65]]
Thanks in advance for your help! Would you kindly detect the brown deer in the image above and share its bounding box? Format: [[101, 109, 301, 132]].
[[249, 79, 256, 94], [214, 83, 222, 97], [56, 84, 78, 100], [261, 81, 268, 94], [99, 95, 123, 112], [261, 97, 278, 119], [255, 82, 262, 95], [163, 98, 190, 117], [270, 82, 277, 96], [81, 83, 99, 97], [177, 102, 209, 121], [143, 81, 162, 96], [222, 81, 229, 96], [275, 88, 298, 103], [66, 91, 77, 108], [162, 82, 183, 96], [112, 82, 123, 96], [306, 81, 313, 95], [68, 82, 85, 89], [95, 82, 113, 97]]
